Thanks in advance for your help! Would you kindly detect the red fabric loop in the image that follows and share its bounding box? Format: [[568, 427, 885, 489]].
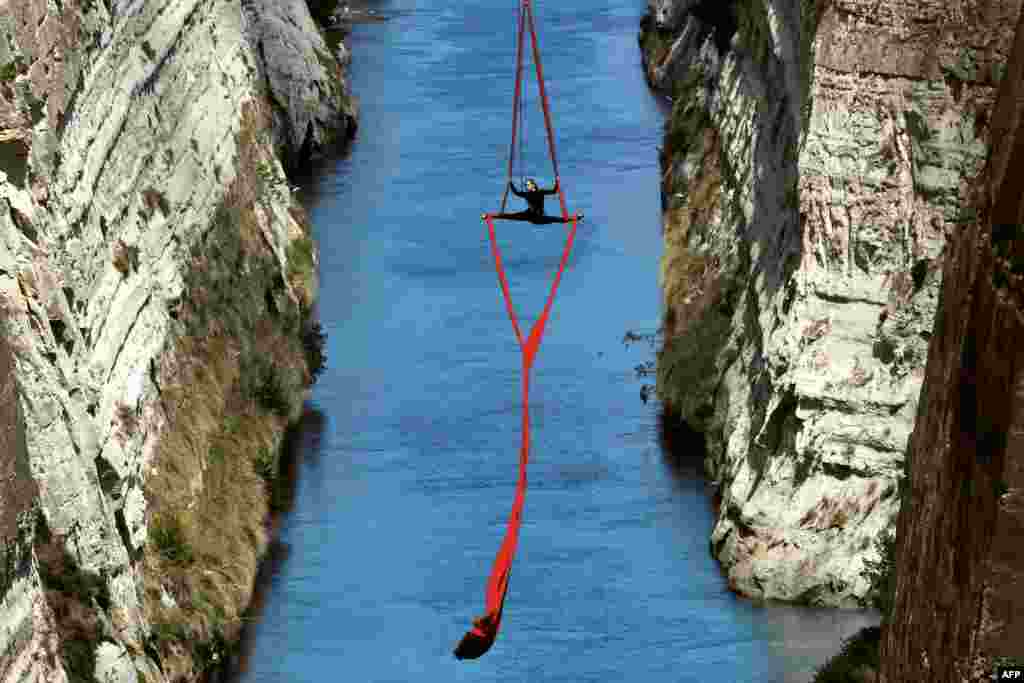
[[455, 0, 578, 661], [454, 216, 576, 660]]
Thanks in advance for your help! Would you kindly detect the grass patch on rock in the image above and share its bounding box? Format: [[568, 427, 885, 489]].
[[143, 300, 294, 654], [143, 333, 277, 676], [150, 514, 195, 566], [286, 235, 316, 297], [661, 65, 710, 170], [656, 131, 740, 424], [140, 96, 317, 677]]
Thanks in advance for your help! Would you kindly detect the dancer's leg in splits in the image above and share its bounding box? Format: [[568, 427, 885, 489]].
[[484, 179, 583, 224], [486, 210, 581, 224]]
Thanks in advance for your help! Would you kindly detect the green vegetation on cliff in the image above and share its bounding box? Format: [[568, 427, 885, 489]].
[[811, 626, 881, 683], [141, 98, 322, 679]]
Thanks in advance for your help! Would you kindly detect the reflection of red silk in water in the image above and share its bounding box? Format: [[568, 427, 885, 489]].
[[454, 0, 577, 659]]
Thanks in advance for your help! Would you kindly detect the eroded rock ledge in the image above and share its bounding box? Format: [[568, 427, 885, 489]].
[[0, 0, 355, 680], [640, 0, 1020, 606]]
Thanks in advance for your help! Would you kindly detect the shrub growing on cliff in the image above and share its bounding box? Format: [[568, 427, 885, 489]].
[[150, 619, 189, 645], [301, 319, 327, 383], [208, 443, 226, 466], [193, 626, 230, 673], [0, 60, 21, 82], [861, 530, 897, 620], [305, 0, 342, 27], [664, 98, 709, 163], [811, 626, 881, 683], [254, 446, 278, 482], [150, 514, 195, 566], [255, 160, 289, 206], [254, 446, 290, 511], [255, 363, 290, 417], [638, 14, 675, 73], [63, 638, 102, 683], [240, 355, 292, 417], [287, 236, 316, 284]]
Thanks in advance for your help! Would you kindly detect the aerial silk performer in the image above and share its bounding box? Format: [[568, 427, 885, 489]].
[[454, 0, 581, 661], [488, 178, 583, 224]]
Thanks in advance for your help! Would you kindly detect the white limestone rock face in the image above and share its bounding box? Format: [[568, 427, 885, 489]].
[[640, 0, 1021, 606], [94, 641, 138, 683], [0, 333, 68, 683], [0, 0, 355, 680]]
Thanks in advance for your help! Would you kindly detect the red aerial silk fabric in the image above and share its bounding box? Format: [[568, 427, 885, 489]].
[[452, 213, 577, 660], [454, 1, 578, 660]]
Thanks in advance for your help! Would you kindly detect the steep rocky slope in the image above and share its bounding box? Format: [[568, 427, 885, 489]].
[[640, 0, 1020, 606], [0, 0, 354, 680], [878, 8, 1024, 679]]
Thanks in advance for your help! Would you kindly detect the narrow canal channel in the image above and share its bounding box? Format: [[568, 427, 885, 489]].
[[229, 1, 878, 680]]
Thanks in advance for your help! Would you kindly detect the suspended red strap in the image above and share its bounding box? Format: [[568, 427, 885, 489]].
[[453, 214, 577, 661], [486, 217, 524, 346], [501, 2, 527, 214], [525, 1, 562, 207], [453, 0, 577, 659]]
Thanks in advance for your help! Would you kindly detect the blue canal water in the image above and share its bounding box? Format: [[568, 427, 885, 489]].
[[228, 1, 879, 681]]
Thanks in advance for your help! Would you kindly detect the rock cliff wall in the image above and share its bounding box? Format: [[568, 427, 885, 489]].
[[0, 0, 354, 680], [640, 0, 1020, 606], [879, 8, 1024, 679]]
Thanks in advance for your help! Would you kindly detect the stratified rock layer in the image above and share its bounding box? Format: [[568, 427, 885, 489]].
[[879, 9, 1024, 680], [640, 0, 1020, 606], [0, 0, 355, 680]]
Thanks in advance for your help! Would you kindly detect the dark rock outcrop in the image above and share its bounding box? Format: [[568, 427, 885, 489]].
[[879, 8, 1024, 680]]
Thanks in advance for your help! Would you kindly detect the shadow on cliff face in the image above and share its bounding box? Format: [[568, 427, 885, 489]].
[[657, 402, 708, 480], [650, 0, 804, 445], [217, 405, 327, 683], [289, 130, 357, 211], [688, 0, 738, 55]]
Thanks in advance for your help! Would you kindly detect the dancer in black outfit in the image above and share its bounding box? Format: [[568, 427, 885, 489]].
[[484, 179, 584, 224]]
